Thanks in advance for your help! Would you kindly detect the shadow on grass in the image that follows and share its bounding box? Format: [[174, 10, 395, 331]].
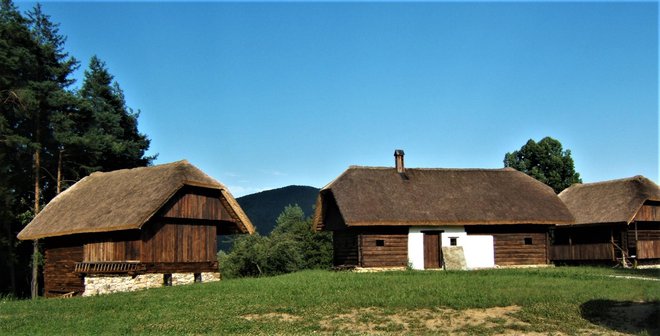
[[580, 300, 659, 335]]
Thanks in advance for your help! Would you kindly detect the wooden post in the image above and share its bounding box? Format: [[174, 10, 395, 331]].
[[610, 227, 615, 261]]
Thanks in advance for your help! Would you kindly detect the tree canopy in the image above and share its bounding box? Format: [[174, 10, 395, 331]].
[[218, 204, 332, 278], [0, 0, 153, 297], [504, 137, 581, 193]]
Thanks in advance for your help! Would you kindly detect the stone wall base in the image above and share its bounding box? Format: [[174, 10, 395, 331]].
[[83, 272, 221, 296]]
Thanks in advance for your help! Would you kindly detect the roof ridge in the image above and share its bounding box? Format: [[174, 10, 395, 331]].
[[89, 160, 188, 177], [569, 175, 651, 188], [346, 166, 515, 172]]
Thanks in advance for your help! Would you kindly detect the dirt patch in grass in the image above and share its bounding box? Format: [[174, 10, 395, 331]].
[[318, 306, 619, 335], [319, 306, 530, 334], [241, 312, 302, 323]]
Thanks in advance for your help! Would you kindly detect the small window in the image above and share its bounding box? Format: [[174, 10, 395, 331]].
[[524, 237, 533, 245], [194, 273, 202, 283], [376, 239, 385, 246], [163, 274, 172, 286], [450, 237, 458, 246]]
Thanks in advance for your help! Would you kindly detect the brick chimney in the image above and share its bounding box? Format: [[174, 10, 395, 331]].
[[394, 149, 405, 174]]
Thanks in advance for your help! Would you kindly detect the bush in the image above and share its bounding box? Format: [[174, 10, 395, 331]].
[[219, 204, 332, 278]]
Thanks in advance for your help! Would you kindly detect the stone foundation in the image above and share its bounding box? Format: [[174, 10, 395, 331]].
[[82, 272, 221, 296]]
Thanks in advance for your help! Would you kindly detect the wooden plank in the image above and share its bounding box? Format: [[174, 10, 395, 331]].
[[634, 205, 660, 221], [44, 239, 84, 297], [637, 240, 660, 259], [160, 187, 225, 221]]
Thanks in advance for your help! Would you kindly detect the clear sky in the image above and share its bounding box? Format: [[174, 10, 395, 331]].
[[17, 1, 659, 196]]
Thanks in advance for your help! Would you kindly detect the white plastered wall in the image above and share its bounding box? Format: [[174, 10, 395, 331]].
[[408, 226, 494, 270]]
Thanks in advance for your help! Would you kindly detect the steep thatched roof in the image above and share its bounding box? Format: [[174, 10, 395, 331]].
[[558, 175, 660, 226], [18, 160, 254, 240], [314, 166, 574, 230]]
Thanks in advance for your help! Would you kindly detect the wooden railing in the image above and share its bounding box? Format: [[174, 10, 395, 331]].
[[74, 261, 144, 274], [550, 243, 614, 261]]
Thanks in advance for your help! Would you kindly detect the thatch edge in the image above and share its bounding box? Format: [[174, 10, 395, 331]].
[[17, 174, 92, 240], [220, 189, 255, 234]]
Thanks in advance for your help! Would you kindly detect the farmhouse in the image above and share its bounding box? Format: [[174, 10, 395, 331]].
[[552, 176, 660, 265], [313, 150, 574, 270], [17, 160, 254, 297]]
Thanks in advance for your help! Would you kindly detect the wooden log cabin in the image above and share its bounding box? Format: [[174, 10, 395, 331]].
[[17, 160, 254, 297], [552, 176, 660, 266], [313, 150, 575, 270]]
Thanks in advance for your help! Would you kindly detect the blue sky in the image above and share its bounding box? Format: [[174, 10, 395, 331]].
[[18, 1, 659, 196]]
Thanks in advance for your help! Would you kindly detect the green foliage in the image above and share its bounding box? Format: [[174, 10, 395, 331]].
[[0, 268, 658, 334], [219, 204, 332, 278], [0, 0, 153, 297], [236, 185, 319, 235], [504, 136, 582, 193]]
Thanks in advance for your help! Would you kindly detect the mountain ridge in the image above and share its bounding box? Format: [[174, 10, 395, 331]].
[[236, 185, 320, 235]]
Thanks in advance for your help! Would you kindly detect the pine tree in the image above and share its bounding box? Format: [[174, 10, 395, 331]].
[[76, 56, 153, 174]]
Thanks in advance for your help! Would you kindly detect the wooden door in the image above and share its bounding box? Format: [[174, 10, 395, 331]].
[[424, 232, 442, 269]]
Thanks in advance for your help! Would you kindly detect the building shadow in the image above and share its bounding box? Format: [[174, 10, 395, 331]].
[[580, 300, 659, 336]]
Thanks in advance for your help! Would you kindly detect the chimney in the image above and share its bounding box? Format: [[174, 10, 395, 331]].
[[394, 149, 405, 174]]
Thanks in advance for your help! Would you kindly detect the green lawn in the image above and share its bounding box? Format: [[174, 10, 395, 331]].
[[1, 267, 658, 335]]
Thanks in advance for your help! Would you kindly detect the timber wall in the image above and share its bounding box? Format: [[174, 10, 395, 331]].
[[140, 221, 217, 263], [333, 231, 358, 266], [43, 238, 84, 297], [467, 225, 549, 265], [358, 228, 409, 268]]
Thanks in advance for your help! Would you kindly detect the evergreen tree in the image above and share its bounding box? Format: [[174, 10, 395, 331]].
[[75, 56, 153, 174], [504, 136, 582, 193], [0, 1, 153, 297]]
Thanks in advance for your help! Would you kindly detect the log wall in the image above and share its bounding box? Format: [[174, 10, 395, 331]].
[[359, 228, 408, 268], [43, 238, 84, 297], [467, 225, 549, 265], [333, 231, 358, 266]]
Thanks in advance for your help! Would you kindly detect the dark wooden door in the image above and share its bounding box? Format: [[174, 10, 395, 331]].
[[424, 232, 442, 269]]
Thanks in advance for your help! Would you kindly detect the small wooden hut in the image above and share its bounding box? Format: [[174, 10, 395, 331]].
[[313, 150, 574, 270], [552, 176, 660, 265], [18, 160, 254, 297]]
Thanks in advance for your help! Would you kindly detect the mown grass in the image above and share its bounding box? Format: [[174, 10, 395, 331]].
[[0, 267, 658, 335]]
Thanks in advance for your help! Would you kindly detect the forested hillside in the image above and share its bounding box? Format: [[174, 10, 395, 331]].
[[236, 185, 319, 234]]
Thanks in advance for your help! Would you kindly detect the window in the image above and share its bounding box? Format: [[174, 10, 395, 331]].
[[376, 239, 385, 246], [450, 237, 458, 246], [524, 237, 533, 245], [163, 274, 172, 286], [194, 273, 202, 283]]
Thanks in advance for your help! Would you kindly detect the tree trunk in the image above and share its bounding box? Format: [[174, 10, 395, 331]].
[[57, 149, 62, 195], [31, 147, 40, 299]]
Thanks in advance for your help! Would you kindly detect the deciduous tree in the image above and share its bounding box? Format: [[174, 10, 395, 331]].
[[504, 137, 581, 193]]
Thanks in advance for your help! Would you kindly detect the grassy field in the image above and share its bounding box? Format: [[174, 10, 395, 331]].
[[1, 267, 658, 335]]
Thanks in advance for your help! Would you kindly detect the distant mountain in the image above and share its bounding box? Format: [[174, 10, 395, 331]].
[[236, 185, 320, 235]]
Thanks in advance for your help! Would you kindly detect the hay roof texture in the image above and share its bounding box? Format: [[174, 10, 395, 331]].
[[558, 175, 660, 226], [18, 160, 254, 240], [314, 166, 574, 230]]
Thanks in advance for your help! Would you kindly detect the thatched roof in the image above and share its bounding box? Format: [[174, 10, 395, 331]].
[[558, 175, 660, 225], [18, 160, 254, 240], [314, 166, 574, 230]]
